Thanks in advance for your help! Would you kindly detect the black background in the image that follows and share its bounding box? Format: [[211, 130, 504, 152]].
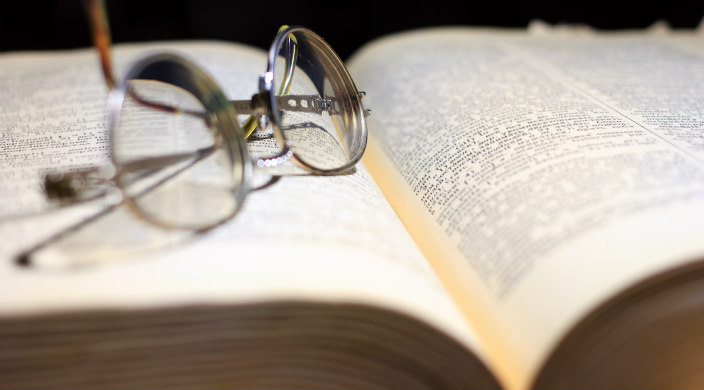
[[1, 0, 703, 61]]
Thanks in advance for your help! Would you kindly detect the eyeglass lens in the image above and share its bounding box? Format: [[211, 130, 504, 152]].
[[271, 29, 366, 172], [111, 57, 246, 230]]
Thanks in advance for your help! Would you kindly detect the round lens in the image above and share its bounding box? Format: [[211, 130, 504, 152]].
[[109, 54, 249, 230], [269, 27, 367, 172]]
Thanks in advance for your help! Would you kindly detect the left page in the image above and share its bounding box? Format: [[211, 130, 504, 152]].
[[0, 42, 483, 363]]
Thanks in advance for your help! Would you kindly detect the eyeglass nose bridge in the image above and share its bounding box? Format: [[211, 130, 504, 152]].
[[228, 92, 294, 169], [229, 92, 268, 116]]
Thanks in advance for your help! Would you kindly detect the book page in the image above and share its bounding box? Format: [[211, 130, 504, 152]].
[[348, 28, 704, 389], [0, 42, 485, 360]]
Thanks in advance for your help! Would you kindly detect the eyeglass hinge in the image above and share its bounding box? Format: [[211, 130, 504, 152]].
[[43, 166, 115, 203], [313, 97, 332, 111]]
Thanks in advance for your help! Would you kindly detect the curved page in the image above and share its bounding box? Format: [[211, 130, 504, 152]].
[[0, 42, 491, 386], [348, 27, 704, 389]]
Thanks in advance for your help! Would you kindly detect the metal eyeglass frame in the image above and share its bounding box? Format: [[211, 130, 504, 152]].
[[14, 0, 369, 266], [85, 0, 368, 175]]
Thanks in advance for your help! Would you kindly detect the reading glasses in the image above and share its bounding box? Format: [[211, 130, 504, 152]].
[[12, 0, 369, 264]]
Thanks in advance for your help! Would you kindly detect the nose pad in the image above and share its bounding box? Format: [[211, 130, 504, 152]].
[[257, 113, 271, 132]]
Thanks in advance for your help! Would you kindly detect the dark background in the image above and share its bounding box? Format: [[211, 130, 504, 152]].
[[1, 0, 703, 60]]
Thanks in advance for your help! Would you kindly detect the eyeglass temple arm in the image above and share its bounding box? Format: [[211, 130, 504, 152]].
[[230, 91, 368, 121], [230, 94, 338, 116], [18, 147, 217, 267], [39, 140, 301, 221], [85, 0, 115, 89], [44, 146, 216, 204], [84, 0, 214, 130]]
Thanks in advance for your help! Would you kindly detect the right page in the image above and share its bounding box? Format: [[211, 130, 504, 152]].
[[348, 28, 704, 389]]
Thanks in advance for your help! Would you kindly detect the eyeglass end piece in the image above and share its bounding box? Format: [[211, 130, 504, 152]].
[[365, 109, 372, 117], [15, 253, 32, 268]]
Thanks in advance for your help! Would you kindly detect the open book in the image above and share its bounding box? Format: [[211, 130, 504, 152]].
[[2, 26, 704, 389]]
